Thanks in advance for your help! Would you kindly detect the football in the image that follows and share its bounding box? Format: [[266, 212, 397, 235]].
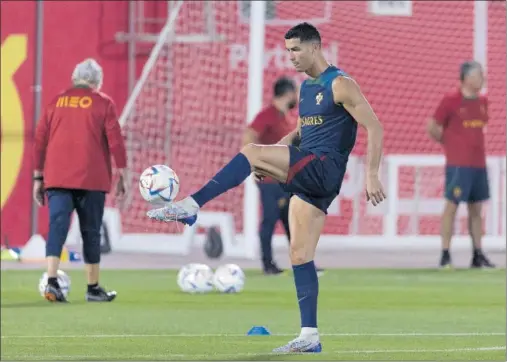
[[213, 263, 245, 293], [177, 263, 214, 294], [139, 165, 180, 204], [38, 270, 71, 298]]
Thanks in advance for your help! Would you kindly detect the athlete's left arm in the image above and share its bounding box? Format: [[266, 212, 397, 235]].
[[332, 76, 386, 205]]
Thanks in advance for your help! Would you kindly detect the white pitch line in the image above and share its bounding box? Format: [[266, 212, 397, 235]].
[[1, 346, 504, 360], [1, 332, 504, 339], [346, 346, 505, 354]]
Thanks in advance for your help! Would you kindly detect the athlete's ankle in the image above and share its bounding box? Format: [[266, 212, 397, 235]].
[[182, 196, 200, 209], [299, 327, 319, 340]]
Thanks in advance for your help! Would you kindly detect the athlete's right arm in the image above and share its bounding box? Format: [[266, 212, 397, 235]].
[[33, 106, 50, 178], [277, 118, 301, 145], [32, 106, 50, 206], [426, 120, 443, 143], [427, 96, 449, 143]]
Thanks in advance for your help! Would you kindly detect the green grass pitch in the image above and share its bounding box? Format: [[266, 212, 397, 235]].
[[1, 269, 505, 360]]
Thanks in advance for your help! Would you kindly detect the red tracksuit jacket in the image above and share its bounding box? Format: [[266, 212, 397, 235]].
[[33, 85, 127, 192]]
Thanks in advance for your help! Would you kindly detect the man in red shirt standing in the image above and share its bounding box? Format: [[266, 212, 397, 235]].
[[427, 61, 495, 269], [33, 58, 128, 302]]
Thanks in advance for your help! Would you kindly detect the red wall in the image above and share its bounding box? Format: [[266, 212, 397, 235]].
[[1, 1, 131, 247], [1, 1, 35, 248], [1, 1, 505, 246], [118, 1, 506, 237]]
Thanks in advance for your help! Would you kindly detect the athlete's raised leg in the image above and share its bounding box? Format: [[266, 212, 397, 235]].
[[146, 143, 292, 225], [273, 195, 326, 353]]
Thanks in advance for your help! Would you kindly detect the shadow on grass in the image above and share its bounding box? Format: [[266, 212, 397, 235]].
[[1, 300, 86, 308]]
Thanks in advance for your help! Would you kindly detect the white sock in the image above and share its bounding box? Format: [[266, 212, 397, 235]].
[[299, 327, 319, 340], [181, 196, 200, 210]]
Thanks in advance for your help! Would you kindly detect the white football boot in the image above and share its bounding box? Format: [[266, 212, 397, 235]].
[[146, 197, 199, 226], [272, 330, 322, 353]]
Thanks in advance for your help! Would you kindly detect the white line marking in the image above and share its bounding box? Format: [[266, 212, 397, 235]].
[[2, 346, 504, 360], [1, 332, 504, 339], [349, 346, 505, 354]]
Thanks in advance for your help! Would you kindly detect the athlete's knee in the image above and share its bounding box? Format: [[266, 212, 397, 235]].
[[443, 200, 458, 217], [289, 241, 314, 265], [260, 216, 276, 230], [240, 143, 262, 164], [46, 211, 71, 257], [259, 220, 276, 242], [81, 229, 101, 264], [467, 203, 482, 218]]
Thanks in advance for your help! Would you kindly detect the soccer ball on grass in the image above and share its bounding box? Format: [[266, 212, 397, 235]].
[[38, 270, 71, 298], [177, 263, 214, 294], [213, 264, 245, 293]]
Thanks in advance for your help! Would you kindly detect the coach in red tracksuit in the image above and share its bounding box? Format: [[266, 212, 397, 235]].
[[427, 61, 495, 269], [33, 58, 128, 302]]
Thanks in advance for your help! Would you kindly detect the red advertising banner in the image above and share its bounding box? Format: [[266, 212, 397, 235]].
[[1, 1, 36, 247], [1, 1, 129, 247]]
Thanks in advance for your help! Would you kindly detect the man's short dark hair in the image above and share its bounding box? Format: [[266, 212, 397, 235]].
[[274, 77, 296, 97], [460, 60, 481, 81], [284, 22, 321, 44]]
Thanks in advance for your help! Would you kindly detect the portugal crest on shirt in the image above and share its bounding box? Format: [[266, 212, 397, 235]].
[[316, 92, 323, 105]]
